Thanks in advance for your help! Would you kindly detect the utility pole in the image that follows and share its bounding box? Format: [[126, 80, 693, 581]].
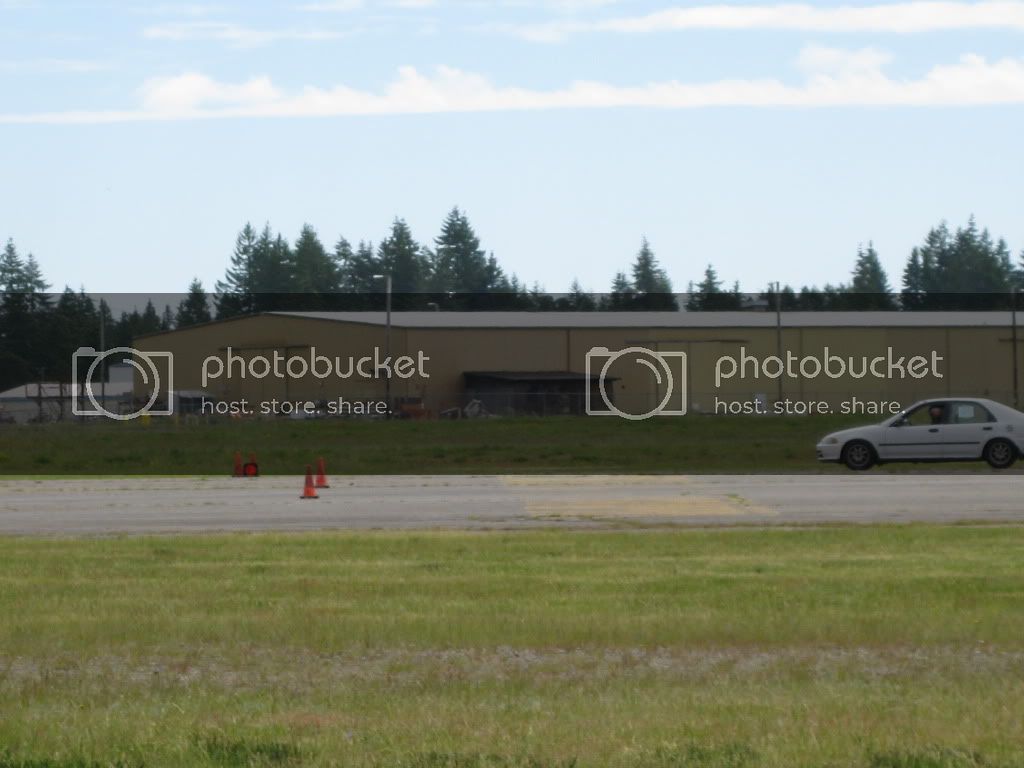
[[372, 274, 393, 418], [99, 298, 106, 412], [774, 282, 783, 403], [36, 367, 44, 423], [385, 274, 392, 417], [1013, 288, 1020, 409]]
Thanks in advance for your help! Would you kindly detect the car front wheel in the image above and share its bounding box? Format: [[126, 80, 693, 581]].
[[842, 440, 876, 471], [983, 438, 1017, 469]]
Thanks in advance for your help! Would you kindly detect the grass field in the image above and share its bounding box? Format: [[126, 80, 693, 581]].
[[0, 415, 1008, 476], [2, 526, 1023, 767]]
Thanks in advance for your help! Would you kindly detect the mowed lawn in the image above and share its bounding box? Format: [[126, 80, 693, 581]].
[[0, 414, 1014, 476], [1, 527, 1024, 767]]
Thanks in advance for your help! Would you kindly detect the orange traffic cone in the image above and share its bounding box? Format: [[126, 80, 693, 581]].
[[300, 465, 319, 500], [243, 452, 259, 477], [232, 451, 243, 477], [315, 457, 330, 489]]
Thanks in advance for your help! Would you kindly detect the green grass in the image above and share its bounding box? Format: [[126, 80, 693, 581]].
[[1, 527, 1024, 766], [0, 415, 1009, 475]]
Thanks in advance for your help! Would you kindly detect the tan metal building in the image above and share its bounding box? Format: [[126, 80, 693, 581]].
[[134, 311, 1024, 418]]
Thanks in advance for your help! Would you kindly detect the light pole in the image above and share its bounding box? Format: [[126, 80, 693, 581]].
[[372, 273, 393, 417], [99, 298, 106, 412], [773, 281, 783, 403], [1013, 288, 1021, 409]]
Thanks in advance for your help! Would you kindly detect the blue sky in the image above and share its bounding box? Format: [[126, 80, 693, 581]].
[[1, 0, 1023, 295]]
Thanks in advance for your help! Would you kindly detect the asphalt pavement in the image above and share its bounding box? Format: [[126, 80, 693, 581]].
[[0, 473, 1021, 534]]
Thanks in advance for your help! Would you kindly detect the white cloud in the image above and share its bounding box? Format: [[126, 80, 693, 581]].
[[134, 3, 222, 16], [5, 46, 1024, 123], [507, 1, 1024, 41], [138, 72, 281, 112], [297, 0, 435, 8], [297, 0, 365, 11], [143, 20, 345, 46], [386, 0, 437, 8], [0, 58, 108, 73], [797, 45, 893, 75]]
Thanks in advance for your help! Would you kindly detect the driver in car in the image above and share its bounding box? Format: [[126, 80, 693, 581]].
[[929, 404, 945, 424]]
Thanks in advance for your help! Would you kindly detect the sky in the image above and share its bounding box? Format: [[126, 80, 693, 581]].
[[1, 0, 1023, 296]]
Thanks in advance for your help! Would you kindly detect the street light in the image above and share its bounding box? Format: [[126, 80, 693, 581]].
[[1013, 288, 1021, 409], [772, 281, 783, 402], [99, 298, 106, 413], [372, 273, 392, 417]]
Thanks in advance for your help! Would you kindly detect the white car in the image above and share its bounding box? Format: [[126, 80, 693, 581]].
[[817, 398, 1024, 471]]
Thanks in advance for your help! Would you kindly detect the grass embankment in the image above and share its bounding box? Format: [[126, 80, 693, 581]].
[[1, 527, 1023, 766], [0, 414, 995, 475]]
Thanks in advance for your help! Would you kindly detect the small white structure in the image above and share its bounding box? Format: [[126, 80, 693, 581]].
[[0, 363, 135, 424]]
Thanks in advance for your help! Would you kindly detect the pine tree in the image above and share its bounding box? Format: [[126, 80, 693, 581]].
[[484, 253, 511, 293], [903, 217, 1014, 309], [215, 224, 259, 318], [901, 248, 925, 310], [378, 218, 427, 298], [250, 227, 293, 311], [630, 238, 677, 310], [687, 265, 741, 310], [430, 207, 485, 292], [21, 254, 49, 292], [0, 239, 24, 291], [176, 278, 213, 328], [261, 230, 295, 307], [291, 224, 341, 296], [40, 288, 99, 383], [338, 239, 382, 295], [846, 242, 895, 309], [13, 253, 50, 313], [0, 240, 34, 389], [604, 271, 635, 311], [140, 300, 162, 335], [567, 279, 596, 311]]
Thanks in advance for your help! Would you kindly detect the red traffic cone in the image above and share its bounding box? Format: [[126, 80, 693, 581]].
[[315, 457, 330, 489], [300, 465, 319, 500], [243, 452, 259, 477], [232, 451, 243, 477]]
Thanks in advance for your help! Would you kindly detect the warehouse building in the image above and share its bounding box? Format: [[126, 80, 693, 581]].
[[132, 311, 1024, 419]]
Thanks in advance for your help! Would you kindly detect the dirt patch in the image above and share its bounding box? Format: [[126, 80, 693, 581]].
[[527, 495, 773, 518], [2, 646, 1019, 695]]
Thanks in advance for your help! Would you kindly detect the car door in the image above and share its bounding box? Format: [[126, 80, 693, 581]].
[[938, 401, 996, 459], [877, 402, 950, 460]]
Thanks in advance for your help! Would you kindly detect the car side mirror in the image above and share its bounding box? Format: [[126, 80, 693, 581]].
[[892, 417, 907, 427]]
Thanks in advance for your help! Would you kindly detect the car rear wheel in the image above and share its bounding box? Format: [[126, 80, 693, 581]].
[[842, 440, 876, 471], [983, 438, 1017, 469]]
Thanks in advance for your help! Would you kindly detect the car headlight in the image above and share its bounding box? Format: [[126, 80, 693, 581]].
[[823, 437, 839, 445]]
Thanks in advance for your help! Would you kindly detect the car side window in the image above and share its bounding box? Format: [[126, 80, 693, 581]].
[[949, 401, 995, 424], [902, 403, 947, 426]]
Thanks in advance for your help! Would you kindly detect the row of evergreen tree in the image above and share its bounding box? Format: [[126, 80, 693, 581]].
[[208, 211, 1024, 316], [3, 211, 1024, 390]]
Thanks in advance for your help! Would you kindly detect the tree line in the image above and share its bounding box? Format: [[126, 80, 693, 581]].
[[209, 210, 1024, 315], [2, 210, 1024, 390]]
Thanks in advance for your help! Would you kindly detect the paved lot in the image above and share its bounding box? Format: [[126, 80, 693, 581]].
[[0, 474, 1022, 534]]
